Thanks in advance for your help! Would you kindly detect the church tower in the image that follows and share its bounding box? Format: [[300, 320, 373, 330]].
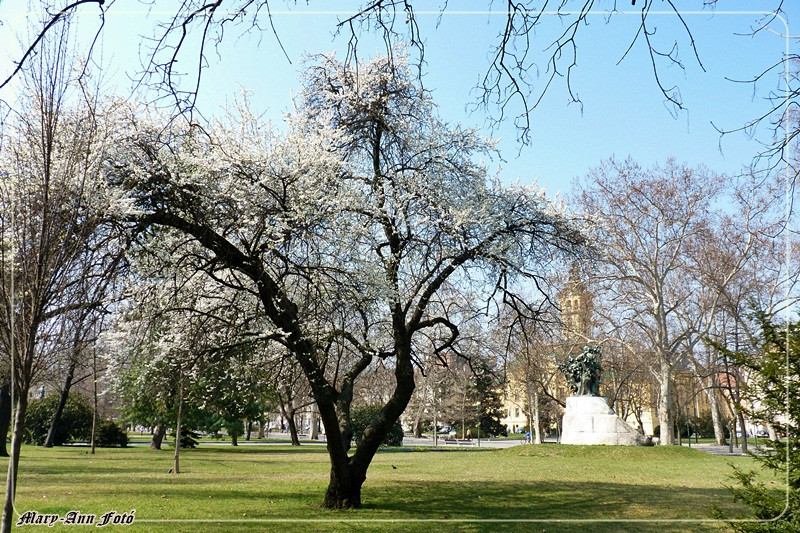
[[558, 262, 593, 344]]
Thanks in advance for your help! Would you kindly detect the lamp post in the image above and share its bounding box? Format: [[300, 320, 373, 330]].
[[432, 383, 438, 447], [477, 401, 481, 447], [685, 396, 692, 448]]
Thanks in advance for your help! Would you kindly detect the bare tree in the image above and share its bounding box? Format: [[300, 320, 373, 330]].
[[575, 158, 757, 445], [43, 238, 124, 448], [3, 1, 789, 160], [274, 358, 313, 446], [43, 308, 94, 448], [692, 169, 791, 446], [504, 315, 566, 444], [702, 176, 800, 446], [0, 22, 124, 533]]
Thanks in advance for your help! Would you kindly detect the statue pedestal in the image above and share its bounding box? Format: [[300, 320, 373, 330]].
[[560, 396, 649, 446]]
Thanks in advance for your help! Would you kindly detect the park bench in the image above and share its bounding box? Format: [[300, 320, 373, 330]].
[[442, 438, 474, 446]]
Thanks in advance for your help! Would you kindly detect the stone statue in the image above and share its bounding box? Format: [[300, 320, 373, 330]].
[[558, 346, 602, 396]]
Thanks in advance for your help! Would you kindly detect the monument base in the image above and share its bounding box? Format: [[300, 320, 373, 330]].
[[561, 396, 650, 446]]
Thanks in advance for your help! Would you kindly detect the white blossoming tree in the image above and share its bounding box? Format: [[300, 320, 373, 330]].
[[103, 248, 278, 454], [106, 52, 585, 508]]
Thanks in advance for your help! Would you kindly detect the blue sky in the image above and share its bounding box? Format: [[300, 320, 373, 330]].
[[0, 1, 794, 195]]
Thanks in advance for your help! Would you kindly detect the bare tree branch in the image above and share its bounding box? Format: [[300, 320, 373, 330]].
[[0, 0, 106, 91]]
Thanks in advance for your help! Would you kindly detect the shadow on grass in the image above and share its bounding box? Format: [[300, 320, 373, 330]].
[[9, 445, 757, 533], [72, 480, 747, 533], [363, 479, 738, 520], [104, 478, 745, 521], [15, 471, 752, 532]]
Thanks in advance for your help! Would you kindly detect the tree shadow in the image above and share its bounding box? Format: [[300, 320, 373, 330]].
[[364, 479, 746, 521]]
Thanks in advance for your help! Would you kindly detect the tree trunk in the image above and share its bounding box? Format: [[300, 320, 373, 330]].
[[656, 363, 675, 445], [245, 420, 252, 441], [461, 386, 468, 439], [705, 377, 726, 445], [286, 412, 300, 446], [310, 407, 319, 440], [90, 350, 98, 455], [530, 388, 542, 444], [311, 329, 417, 509], [737, 411, 748, 452], [231, 433, 238, 446], [412, 374, 427, 438], [278, 393, 301, 446], [173, 380, 183, 474], [556, 414, 561, 443], [46, 314, 86, 449], [767, 422, 778, 441], [323, 464, 363, 509], [313, 388, 362, 509], [0, 381, 11, 457], [432, 393, 438, 447], [44, 360, 77, 447], [1, 396, 28, 533], [257, 416, 265, 439], [632, 402, 645, 435], [150, 423, 166, 450]]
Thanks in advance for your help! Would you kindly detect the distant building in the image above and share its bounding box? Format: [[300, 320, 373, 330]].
[[500, 377, 528, 433], [559, 262, 593, 345]]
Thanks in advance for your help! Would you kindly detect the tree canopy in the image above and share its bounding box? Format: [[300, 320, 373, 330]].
[[103, 51, 585, 507]]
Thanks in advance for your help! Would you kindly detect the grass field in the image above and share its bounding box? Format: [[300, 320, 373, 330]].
[[0, 443, 780, 532]]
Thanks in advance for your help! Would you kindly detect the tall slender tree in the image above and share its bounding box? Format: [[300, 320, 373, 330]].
[[0, 23, 124, 532]]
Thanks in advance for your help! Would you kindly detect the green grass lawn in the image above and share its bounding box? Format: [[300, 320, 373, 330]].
[[0, 443, 780, 532]]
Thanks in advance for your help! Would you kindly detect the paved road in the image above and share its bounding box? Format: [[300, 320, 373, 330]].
[[133, 433, 759, 455], [678, 442, 759, 456], [401, 436, 531, 448], [131, 434, 531, 449]]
